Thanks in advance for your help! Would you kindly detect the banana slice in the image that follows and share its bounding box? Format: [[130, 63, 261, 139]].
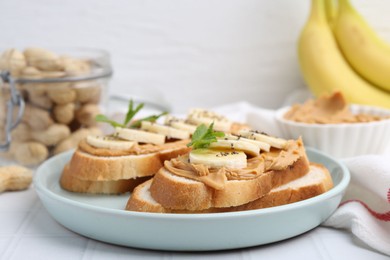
[[165, 116, 197, 134], [239, 130, 287, 149], [222, 134, 271, 152], [141, 121, 190, 140], [86, 135, 135, 150], [170, 121, 197, 134], [115, 127, 165, 145], [209, 139, 259, 157], [189, 148, 247, 169], [187, 108, 232, 132]]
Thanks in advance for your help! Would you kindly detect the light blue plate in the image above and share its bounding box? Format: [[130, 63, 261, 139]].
[[34, 148, 350, 251]]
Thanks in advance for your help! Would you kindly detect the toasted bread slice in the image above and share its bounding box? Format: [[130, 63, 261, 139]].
[[232, 163, 333, 212], [150, 166, 273, 211], [60, 139, 190, 194], [126, 163, 333, 213], [64, 142, 190, 182], [60, 164, 151, 194], [65, 150, 163, 182], [148, 153, 310, 211]]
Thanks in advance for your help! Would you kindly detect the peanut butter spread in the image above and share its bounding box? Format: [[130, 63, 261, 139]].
[[165, 138, 305, 190], [262, 138, 305, 171], [79, 139, 189, 157], [164, 155, 265, 190], [230, 122, 251, 135], [284, 92, 388, 124]]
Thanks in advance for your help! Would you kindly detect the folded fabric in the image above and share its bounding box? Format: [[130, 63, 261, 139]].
[[213, 101, 390, 256], [322, 155, 390, 256]]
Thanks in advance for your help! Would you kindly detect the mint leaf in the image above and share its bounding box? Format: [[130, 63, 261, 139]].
[[130, 111, 168, 128], [124, 100, 144, 126], [95, 114, 124, 128], [187, 123, 225, 149], [95, 99, 168, 129]]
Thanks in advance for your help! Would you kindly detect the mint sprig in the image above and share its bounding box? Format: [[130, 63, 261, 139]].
[[94, 114, 124, 128], [124, 100, 144, 126], [187, 123, 225, 149], [95, 100, 167, 128], [130, 111, 168, 128]]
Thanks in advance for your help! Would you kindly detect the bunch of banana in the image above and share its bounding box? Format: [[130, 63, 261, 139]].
[[298, 0, 390, 108], [334, 0, 390, 91]]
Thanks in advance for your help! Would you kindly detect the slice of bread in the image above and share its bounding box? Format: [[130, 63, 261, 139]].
[[65, 150, 164, 181], [126, 163, 333, 213], [60, 164, 151, 194], [148, 154, 310, 211], [64, 143, 190, 182], [60, 139, 190, 194], [149, 166, 273, 211], [231, 163, 333, 212]]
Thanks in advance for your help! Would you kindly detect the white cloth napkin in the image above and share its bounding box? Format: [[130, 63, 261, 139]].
[[322, 155, 390, 256], [213, 101, 390, 256]]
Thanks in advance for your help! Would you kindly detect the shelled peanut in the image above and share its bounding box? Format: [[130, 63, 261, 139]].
[[0, 165, 33, 193], [0, 47, 106, 166]]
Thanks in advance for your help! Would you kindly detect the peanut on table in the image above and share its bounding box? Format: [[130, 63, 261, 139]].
[[0, 165, 32, 193]]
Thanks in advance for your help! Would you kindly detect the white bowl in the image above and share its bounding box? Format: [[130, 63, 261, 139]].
[[275, 105, 390, 158]]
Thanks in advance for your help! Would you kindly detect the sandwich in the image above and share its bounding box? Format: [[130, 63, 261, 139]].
[[126, 123, 332, 213], [126, 163, 333, 213], [60, 104, 248, 194], [60, 101, 191, 194]]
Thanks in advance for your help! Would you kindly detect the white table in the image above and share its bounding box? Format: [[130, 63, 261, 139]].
[[1, 97, 389, 259], [0, 186, 388, 260]]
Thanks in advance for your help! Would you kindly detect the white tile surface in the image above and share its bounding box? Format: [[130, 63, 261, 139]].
[[24, 209, 77, 236], [0, 211, 29, 235], [7, 237, 88, 260], [0, 183, 388, 260]]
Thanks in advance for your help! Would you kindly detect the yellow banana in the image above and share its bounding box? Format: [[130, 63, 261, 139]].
[[333, 0, 390, 92], [298, 0, 390, 108], [324, 0, 337, 26]]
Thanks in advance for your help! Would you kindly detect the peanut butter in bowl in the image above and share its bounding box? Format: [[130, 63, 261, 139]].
[[275, 91, 390, 158], [283, 91, 390, 124]]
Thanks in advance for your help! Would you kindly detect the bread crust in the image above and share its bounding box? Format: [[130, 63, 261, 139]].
[[66, 150, 163, 181], [60, 164, 151, 194], [270, 154, 310, 187], [230, 163, 333, 211], [126, 179, 166, 213]]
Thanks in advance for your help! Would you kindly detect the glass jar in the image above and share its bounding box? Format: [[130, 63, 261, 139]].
[[0, 47, 112, 166]]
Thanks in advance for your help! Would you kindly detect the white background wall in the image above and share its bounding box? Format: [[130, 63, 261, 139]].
[[0, 0, 389, 112]]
